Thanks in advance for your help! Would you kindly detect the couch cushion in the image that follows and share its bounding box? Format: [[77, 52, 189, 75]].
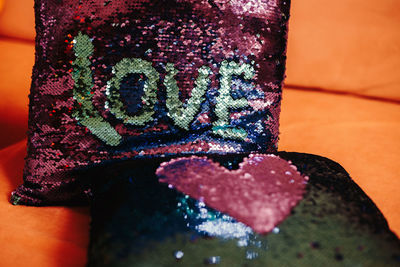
[[1, 0, 399, 101], [0, 141, 89, 267], [285, 0, 400, 101], [0, 0, 35, 41], [0, 39, 33, 149]]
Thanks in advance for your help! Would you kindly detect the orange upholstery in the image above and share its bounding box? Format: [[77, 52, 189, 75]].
[[0, 0, 4, 14], [0, 0, 35, 41], [285, 0, 400, 101], [0, 39, 33, 149], [0, 142, 89, 267], [0, 1, 399, 267]]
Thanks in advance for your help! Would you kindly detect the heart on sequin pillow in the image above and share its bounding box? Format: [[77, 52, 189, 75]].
[[156, 154, 308, 234]]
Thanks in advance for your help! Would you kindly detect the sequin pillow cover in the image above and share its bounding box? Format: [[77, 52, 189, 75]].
[[87, 153, 400, 266], [11, 0, 289, 205]]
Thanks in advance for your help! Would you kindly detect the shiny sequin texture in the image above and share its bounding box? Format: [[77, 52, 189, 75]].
[[87, 153, 400, 266], [12, 0, 290, 205], [156, 154, 307, 233]]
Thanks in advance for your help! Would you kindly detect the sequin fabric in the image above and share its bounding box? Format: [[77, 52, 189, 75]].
[[88, 153, 400, 266], [156, 154, 307, 234], [12, 0, 290, 205]]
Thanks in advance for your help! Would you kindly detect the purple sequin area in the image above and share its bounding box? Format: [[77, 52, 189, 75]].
[[12, 0, 290, 205]]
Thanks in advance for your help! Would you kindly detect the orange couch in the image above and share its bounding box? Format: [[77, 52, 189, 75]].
[[0, 0, 399, 266]]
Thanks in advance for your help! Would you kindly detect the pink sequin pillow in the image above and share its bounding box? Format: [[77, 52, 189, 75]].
[[12, 0, 290, 205]]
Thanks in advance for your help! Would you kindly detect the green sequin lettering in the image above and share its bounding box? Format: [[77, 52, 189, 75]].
[[107, 58, 159, 126], [72, 32, 122, 146], [165, 63, 211, 130], [213, 60, 255, 140]]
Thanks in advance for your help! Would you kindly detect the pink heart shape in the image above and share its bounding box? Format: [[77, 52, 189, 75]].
[[156, 154, 308, 234]]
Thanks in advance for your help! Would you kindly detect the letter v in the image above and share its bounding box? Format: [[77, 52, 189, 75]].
[[164, 63, 211, 130]]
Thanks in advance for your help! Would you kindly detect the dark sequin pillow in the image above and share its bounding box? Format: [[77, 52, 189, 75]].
[[87, 153, 400, 266], [12, 0, 290, 205]]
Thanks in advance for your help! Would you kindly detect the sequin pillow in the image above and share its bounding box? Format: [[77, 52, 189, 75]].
[[87, 153, 400, 266], [12, 0, 290, 205]]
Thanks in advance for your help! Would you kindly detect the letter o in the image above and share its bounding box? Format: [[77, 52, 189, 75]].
[[106, 58, 159, 126]]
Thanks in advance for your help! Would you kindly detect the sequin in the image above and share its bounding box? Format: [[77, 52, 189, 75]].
[[173, 250, 184, 260], [12, 0, 290, 205], [87, 153, 400, 266], [156, 154, 307, 234]]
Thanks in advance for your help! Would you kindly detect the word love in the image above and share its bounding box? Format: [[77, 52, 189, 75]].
[[72, 33, 256, 146]]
